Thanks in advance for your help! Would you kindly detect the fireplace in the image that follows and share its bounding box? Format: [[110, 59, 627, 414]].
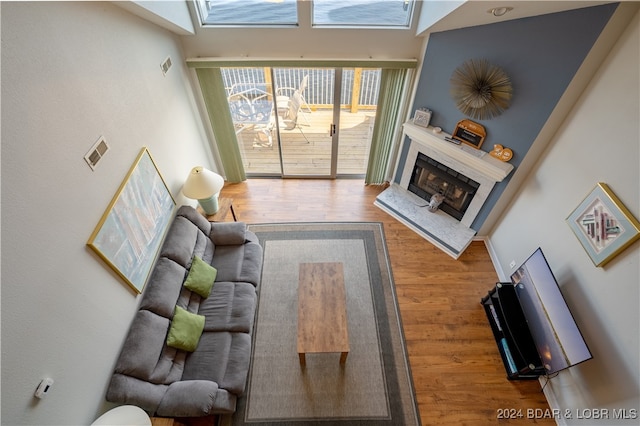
[[374, 122, 514, 259], [408, 153, 480, 221]]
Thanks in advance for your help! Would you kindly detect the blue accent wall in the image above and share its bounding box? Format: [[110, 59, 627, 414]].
[[398, 3, 618, 230]]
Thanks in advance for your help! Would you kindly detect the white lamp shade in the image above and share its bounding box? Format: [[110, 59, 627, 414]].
[[182, 166, 224, 199]]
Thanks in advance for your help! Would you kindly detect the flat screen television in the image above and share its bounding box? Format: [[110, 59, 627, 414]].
[[511, 248, 592, 374]]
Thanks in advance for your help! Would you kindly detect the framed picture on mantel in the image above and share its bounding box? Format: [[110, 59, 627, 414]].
[[566, 182, 640, 267], [413, 109, 432, 128]]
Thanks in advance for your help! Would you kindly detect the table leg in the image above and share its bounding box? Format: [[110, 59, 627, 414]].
[[230, 204, 237, 221], [299, 353, 306, 367], [340, 352, 348, 365]]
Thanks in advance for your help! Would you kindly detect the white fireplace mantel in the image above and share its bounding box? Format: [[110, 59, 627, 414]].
[[374, 122, 514, 259], [403, 122, 513, 182]]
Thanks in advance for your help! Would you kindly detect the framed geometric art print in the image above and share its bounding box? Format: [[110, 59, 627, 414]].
[[87, 147, 176, 293], [566, 182, 640, 267]]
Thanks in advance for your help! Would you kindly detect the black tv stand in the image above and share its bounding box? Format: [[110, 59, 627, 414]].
[[481, 283, 546, 380]]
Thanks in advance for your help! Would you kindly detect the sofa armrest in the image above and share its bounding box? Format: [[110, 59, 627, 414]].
[[210, 222, 247, 245], [156, 380, 235, 416]]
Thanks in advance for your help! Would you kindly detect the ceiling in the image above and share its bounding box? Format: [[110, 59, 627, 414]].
[[417, 1, 616, 35]]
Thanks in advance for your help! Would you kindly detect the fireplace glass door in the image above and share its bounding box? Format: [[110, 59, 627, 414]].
[[408, 154, 480, 221]]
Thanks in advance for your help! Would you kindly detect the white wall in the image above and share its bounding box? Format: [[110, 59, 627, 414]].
[[1, 2, 214, 424], [117, 0, 196, 35], [415, 0, 464, 34], [489, 10, 639, 424]]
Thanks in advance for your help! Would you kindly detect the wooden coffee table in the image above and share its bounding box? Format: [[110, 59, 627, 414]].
[[297, 262, 349, 366]]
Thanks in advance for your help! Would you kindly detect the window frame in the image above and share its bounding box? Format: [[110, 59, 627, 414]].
[[311, 0, 415, 29], [195, 0, 299, 28], [194, 0, 416, 29]]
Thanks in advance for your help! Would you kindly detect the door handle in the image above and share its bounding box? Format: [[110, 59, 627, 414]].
[[329, 124, 336, 136]]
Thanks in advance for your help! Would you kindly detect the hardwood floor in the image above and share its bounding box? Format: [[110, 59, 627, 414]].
[[236, 109, 373, 176], [219, 179, 554, 425]]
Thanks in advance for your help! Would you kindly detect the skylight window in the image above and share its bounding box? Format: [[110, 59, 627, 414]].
[[197, 0, 298, 26], [312, 0, 414, 28], [195, 0, 415, 28]]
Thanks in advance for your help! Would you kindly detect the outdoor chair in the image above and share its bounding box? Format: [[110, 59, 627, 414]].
[[279, 90, 310, 143], [228, 94, 274, 148], [276, 75, 311, 126]]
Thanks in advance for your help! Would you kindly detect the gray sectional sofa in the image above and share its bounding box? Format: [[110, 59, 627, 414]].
[[106, 205, 263, 417]]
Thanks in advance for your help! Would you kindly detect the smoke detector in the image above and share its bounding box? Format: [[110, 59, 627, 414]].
[[487, 7, 513, 17]]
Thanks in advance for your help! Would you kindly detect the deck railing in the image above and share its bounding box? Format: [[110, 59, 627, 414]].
[[222, 67, 380, 111]]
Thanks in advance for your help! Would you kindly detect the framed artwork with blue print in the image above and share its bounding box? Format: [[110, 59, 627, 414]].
[[87, 147, 175, 293], [567, 183, 640, 267]]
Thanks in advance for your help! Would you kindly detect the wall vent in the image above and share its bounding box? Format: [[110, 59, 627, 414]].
[[84, 136, 110, 171], [161, 56, 172, 75]]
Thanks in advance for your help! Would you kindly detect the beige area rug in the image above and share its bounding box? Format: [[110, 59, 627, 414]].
[[221, 223, 421, 426]]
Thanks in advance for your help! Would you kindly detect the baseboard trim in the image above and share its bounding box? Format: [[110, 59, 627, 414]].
[[474, 236, 508, 281], [540, 376, 566, 426]]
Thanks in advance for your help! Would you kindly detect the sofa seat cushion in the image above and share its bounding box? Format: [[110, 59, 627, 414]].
[[156, 380, 218, 417], [157, 384, 237, 416], [198, 282, 257, 333], [107, 374, 238, 416], [182, 331, 252, 395]]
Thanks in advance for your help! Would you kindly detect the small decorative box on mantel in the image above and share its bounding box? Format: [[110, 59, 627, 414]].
[[413, 108, 432, 128]]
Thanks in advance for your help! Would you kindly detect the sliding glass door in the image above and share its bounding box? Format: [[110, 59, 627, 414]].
[[221, 67, 379, 178], [337, 68, 379, 175], [276, 67, 336, 177]]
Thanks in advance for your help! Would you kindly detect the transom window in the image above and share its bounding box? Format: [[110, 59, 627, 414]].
[[195, 0, 415, 28], [312, 0, 414, 27], [196, 0, 298, 26]]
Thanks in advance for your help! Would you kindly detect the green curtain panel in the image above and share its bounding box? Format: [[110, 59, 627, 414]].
[[365, 68, 409, 185], [195, 68, 246, 182]]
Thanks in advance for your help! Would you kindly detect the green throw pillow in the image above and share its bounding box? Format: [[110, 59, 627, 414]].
[[166, 306, 205, 352], [184, 256, 217, 298]]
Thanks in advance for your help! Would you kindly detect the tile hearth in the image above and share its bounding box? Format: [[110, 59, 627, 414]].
[[374, 184, 476, 258]]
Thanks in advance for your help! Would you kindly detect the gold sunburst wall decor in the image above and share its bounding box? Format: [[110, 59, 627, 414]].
[[450, 59, 513, 120]]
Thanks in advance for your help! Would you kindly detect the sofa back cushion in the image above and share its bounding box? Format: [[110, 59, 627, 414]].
[[139, 207, 216, 317], [160, 216, 213, 267], [114, 310, 185, 384], [128, 206, 217, 384], [139, 258, 185, 318]]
